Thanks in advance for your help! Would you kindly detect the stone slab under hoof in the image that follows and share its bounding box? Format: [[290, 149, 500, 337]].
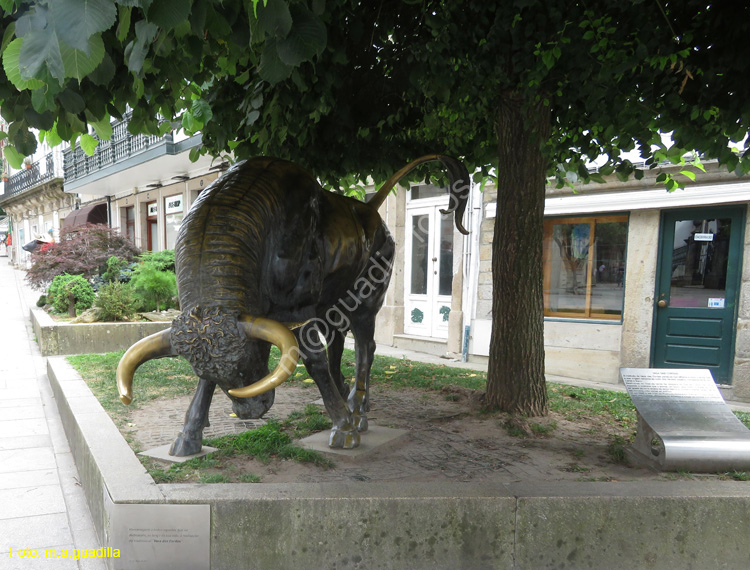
[[139, 444, 217, 463], [297, 425, 407, 458]]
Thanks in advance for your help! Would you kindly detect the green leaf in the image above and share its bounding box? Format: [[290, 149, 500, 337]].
[[276, 5, 326, 66], [257, 0, 293, 38], [258, 39, 293, 84], [52, 0, 116, 54], [125, 20, 158, 75], [1, 21, 15, 52], [18, 29, 65, 83], [58, 88, 86, 113], [190, 99, 212, 123], [11, 126, 37, 156], [117, 5, 132, 42], [91, 116, 113, 140], [3, 39, 45, 89], [61, 34, 105, 80], [24, 108, 55, 130], [147, 0, 192, 31], [679, 169, 696, 181], [2, 145, 24, 169], [41, 125, 63, 148], [31, 87, 56, 113], [88, 51, 116, 85], [80, 133, 99, 156]]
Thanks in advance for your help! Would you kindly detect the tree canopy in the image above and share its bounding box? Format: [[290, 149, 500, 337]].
[[2, 0, 749, 413], [1, 1, 748, 181]]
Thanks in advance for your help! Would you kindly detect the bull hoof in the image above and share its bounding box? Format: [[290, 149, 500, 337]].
[[353, 413, 369, 433], [329, 427, 360, 449], [169, 433, 203, 457]]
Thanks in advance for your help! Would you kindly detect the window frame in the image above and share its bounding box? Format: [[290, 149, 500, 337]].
[[543, 214, 629, 321]]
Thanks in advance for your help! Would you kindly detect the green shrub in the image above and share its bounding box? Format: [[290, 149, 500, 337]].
[[36, 294, 47, 307], [130, 262, 177, 312], [94, 282, 138, 321], [137, 249, 175, 272], [48, 274, 95, 315], [101, 256, 130, 283]]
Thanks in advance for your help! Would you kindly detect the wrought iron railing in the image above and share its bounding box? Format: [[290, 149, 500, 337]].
[[2, 153, 57, 197], [63, 114, 172, 183]]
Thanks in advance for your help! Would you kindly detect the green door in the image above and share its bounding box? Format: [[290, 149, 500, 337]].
[[652, 206, 745, 384]]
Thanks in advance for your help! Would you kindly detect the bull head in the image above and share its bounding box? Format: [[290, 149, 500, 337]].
[[116, 314, 299, 405]]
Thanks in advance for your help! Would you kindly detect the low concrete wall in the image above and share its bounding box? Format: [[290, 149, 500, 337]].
[[32, 308, 171, 355], [47, 357, 750, 570]]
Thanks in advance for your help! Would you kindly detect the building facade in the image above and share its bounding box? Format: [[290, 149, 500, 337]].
[[3, 124, 748, 400], [373, 162, 750, 401]]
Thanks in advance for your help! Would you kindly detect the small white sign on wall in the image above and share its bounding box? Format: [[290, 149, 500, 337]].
[[708, 298, 725, 308], [694, 233, 714, 242], [165, 195, 183, 214], [147, 203, 158, 216]]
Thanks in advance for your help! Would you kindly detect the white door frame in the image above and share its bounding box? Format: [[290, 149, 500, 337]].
[[404, 197, 453, 338]]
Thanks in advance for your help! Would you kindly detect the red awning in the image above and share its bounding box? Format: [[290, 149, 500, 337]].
[[62, 203, 108, 230]]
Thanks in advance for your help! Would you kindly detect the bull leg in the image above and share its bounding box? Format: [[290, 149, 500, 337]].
[[170, 378, 216, 456], [326, 329, 350, 400], [298, 325, 359, 449], [347, 315, 376, 433]]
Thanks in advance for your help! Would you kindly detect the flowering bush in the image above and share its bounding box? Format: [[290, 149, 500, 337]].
[[26, 224, 141, 290]]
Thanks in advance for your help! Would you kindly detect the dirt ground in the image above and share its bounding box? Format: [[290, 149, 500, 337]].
[[125, 383, 698, 485]]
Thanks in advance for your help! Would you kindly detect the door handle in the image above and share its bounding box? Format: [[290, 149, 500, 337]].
[[657, 300, 667, 308]]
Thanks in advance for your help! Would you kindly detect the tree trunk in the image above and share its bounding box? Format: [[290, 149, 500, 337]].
[[68, 291, 76, 318], [485, 94, 550, 415]]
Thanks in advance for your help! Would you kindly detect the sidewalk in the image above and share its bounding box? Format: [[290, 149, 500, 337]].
[[0, 259, 105, 570], [1, 254, 750, 570]]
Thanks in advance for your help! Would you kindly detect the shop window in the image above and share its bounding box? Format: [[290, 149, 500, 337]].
[[123, 206, 135, 242], [164, 194, 184, 250], [543, 215, 628, 320]]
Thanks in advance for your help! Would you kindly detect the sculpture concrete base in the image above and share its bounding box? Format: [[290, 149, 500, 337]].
[[139, 444, 217, 463], [297, 425, 407, 457]]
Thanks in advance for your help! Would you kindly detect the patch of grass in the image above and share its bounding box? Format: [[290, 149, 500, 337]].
[[735, 411, 750, 429], [547, 384, 636, 429], [199, 473, 229, 484], [283, 404, 332, 438], [67, 351, 196, 423], [503, 417, 530, 438], [725, 471, 750, 481], [238, 473, 261, 483], [530, 421, 557, 436], [607, 434, 630, 464], [205, 422, 333, 468]]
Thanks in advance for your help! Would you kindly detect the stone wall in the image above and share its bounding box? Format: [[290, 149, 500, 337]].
[[733, 203, 750, 399], [475, 184, 496, 321]]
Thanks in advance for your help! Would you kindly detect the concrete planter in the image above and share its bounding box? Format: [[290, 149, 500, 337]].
[[31, 308, 170, 356], [47, 357, 750, 570]]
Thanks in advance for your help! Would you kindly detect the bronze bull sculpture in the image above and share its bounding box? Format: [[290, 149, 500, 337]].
[[116, 155, 469, 456]]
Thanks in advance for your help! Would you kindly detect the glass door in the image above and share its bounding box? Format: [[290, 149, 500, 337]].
[[404, 205, 454, 338], [652, 206, 745, 384]]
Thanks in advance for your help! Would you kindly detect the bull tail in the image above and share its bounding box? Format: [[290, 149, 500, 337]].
[[367, 155, 470, 235]]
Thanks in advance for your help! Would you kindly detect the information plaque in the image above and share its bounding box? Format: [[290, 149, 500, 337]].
[[620, 368, 750, 471], [110, 503, 210, 570]]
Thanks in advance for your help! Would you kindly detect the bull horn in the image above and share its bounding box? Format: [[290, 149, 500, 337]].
[[116, 328, 174, 405], [228, 316, 300, 398]]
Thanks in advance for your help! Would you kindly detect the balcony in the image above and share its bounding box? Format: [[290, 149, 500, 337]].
[[2, 152, 61, 199], [62, 114, 211, 197]]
